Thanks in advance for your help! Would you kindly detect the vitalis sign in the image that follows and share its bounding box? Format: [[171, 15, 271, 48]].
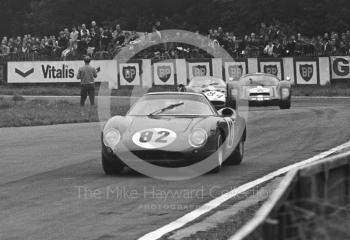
[[8, 61, 116, 83]]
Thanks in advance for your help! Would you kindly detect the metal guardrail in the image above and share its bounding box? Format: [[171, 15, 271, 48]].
[[230, 150, 350, 240]]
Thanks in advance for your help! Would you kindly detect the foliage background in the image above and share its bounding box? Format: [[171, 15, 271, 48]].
[[1, 0, 350, 36]]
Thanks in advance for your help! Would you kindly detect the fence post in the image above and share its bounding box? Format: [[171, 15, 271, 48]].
[[263, 218, 278, 240], [345, 161, 350, 205], [0, 63, 6, 85]]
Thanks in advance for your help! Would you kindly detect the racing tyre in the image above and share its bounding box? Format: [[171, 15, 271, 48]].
[[279, 100, 291, 109], [210, 135, 223, 173], [227, 138, 244, 165], [102, 154, 124, 175]]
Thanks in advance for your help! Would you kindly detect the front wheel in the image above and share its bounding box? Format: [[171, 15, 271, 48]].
[[210, 135, 223, 173], [226, 138, 244, 165], [102, 154, 124, 175]]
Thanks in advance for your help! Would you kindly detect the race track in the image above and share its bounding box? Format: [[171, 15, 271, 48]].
[[0, 98, 349, 240]]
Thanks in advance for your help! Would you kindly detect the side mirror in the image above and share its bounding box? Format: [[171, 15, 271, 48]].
[[217, 107, 237, 119], [286, 76, 291, 81]]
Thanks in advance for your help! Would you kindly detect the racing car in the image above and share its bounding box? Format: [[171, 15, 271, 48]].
[[179, 76, 236, 109], [227, 73, 292, 109], [101, 92, 246, 175]]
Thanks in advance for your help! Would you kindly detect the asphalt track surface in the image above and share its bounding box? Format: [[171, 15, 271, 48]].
[[0, 98, 349, 240]]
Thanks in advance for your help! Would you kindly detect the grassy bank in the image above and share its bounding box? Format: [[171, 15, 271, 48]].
[[0, 84, 177, 97], [0, 96, 130, 128], [292, 83, 350, 96], [1, 83, 350, 97]]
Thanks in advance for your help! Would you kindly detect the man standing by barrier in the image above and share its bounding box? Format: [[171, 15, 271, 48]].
[[77, 56, 97, 106]]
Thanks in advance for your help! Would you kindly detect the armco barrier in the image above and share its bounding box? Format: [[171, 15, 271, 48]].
[[5, 57, 334, 86], [230, 150, 350, 240]]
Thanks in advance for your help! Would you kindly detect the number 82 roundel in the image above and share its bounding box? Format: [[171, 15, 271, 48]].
[[132, 128, 177, 149]]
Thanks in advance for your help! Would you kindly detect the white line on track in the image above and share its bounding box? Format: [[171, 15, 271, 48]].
[[138, 140, 350, 240], [293, 96, 350, 99]]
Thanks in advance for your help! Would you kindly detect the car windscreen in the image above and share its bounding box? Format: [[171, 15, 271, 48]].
[[127, 95, 215, 116], [240, 75, 279, 86], [189, 78, 226, 88]]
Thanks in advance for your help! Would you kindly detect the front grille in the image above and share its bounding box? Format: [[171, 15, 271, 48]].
[[132, 151, 185, 161], [250, 92, 270, 96]]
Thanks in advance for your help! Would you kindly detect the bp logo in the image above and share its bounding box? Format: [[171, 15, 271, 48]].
[[299, 64, 313, 81], [228, 65, 243, 80], [157, 65, 172, 82], [263, 65, 278, 76], [192, 65, 207, 77], [122, 66, 137, 83]]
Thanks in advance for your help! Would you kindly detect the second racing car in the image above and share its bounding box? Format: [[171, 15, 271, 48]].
[[179, 76, 237, 109]]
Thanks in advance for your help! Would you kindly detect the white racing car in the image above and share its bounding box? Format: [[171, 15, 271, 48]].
[[179, 76, 234, 109], [228, 73, 292, 109]]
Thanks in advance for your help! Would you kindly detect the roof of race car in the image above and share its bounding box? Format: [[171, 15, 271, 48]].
[[190, 76, 225, 81], [241, 72, 279, 78]]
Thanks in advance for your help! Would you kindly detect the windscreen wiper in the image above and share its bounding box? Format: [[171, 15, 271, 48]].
[[148, 102, 184, 116]]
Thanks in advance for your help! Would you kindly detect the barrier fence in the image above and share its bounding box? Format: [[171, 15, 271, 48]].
[[2, 56, 350, 87], [230, 150, 350, 240]]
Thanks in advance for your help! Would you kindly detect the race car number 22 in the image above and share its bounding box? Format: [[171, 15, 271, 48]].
[[132, 128, 177, 149]]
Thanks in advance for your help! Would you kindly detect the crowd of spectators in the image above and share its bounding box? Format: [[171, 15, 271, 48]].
[[206, 22, 350, 58], [1, 20, 350, 61]]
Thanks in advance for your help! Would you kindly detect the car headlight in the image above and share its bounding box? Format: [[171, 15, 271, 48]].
[[103, 129, 121, 149], [231, 89, 238, 97], [281, 88, 290, 98], [189, 129, 208, 147]]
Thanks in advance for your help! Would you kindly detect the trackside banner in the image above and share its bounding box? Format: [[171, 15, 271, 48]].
[[7, 57, 333, 86], [330, 56, 350, 80], [7, 60, 117, 83]]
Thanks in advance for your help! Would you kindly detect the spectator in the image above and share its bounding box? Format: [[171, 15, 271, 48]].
[[112, 24, 123, 40], [273, 40, 283, 57], [89, 28, 99, 50], [80, 24, 90, 38], [100, 27, 112, 51], [70, 26, 79, 44], [151, 25, 162, 42], [154, 20, 161, 31], [77, 35, 88, 56], [57, 31, 68, 57], [77, 55, 97, 107], [264, 41, 274, 56], [64, 28, 70, 39], [91, 21, 99, 33]]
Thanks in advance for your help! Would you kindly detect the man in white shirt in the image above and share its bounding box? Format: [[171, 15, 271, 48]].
[[264, 41, 274, 56]]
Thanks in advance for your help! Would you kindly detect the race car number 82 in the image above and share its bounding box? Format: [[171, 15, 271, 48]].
[[139, 131, 169, 143], [132, 128, 177, 149]]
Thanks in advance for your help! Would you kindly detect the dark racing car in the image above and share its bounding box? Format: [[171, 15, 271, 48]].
[[101, 92, 246, 175]]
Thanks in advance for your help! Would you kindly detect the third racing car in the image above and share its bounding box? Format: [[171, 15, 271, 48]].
[[227, 73, 292, 109]]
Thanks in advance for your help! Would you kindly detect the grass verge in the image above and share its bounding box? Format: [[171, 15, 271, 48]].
[[2, 82, 349, 97], [0, 84, 177, 96], [0, 97, 130, 128], [292, 83, 350, 96]]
